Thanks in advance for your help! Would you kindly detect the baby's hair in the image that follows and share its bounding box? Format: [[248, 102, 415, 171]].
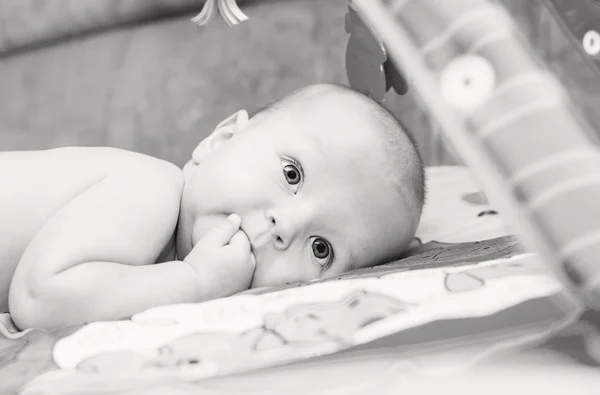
[[248, 84, 426, 224]]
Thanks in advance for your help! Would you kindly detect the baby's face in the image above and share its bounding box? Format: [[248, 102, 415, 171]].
[[178, 97, 413, 287]]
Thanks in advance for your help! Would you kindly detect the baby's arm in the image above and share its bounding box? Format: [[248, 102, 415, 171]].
[[9, 162, 214, 330]]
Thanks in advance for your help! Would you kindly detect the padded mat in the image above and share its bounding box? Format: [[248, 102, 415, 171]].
[[0, 236, 589, 395]]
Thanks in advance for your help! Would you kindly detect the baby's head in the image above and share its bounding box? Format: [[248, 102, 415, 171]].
[[179, 84, 425, 287]]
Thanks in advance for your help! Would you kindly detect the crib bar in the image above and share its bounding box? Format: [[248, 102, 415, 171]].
[[353, 0, 600, 309]]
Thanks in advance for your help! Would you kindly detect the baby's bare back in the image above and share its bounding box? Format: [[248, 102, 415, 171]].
[[0, 147, 177, 312]]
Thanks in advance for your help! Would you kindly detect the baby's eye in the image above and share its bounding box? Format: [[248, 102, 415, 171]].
[[281, 158, 303, 193], [284, 165, 301, 185], [310, 237, 334, 269]]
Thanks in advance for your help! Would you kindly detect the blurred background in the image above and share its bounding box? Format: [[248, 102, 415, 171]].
[[0, 0, 599, 167]]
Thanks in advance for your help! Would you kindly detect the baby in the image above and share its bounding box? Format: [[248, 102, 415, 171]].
[[0, 84, 425, 330]]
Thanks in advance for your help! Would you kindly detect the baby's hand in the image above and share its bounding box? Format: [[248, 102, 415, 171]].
[[184, 214, 256, 300]]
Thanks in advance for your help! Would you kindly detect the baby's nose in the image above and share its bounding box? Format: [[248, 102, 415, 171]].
[[265, 210, 298, 251]]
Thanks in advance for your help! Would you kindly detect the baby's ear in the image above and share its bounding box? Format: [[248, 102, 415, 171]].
[[183, 110, 249, 181], [191, 110, 249, 164]]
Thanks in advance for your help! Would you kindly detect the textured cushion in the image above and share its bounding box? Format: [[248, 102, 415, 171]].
[[416, 166, 511, 244]]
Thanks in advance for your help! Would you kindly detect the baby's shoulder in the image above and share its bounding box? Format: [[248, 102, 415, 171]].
[[55, 146, 181, 182], [49, 146, 181, 174], [0, 146, 183, 200], [1, 146, 179, 171]]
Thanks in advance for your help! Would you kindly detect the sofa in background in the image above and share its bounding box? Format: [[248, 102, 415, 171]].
[[0, 0, 430, 167], [1, 0, 598, 168]]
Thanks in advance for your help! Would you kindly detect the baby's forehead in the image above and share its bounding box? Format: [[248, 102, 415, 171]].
[[283, 93, 368, 119], [267, 108, 387, 178], [275, 99, 382, 143]]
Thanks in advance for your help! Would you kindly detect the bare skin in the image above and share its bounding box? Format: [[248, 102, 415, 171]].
[[1, 147, 255, 330], [0, 147, 177, 313], [0, 84, 420, 331]]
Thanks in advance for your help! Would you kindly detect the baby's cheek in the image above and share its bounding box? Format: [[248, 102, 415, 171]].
[[251, 253, 318, 287]]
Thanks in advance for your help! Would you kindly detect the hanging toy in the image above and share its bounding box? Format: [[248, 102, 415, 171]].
[[345, 0, 408, 102], [352, 0, 600, 311], [544, 0, 600, 74], [191, 0, 248, 27]]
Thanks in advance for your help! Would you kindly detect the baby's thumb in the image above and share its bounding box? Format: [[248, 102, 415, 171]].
[[203, 214, 242, 246]]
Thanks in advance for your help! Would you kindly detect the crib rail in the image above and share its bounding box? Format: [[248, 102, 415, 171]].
[[350, 0, 600, 310]]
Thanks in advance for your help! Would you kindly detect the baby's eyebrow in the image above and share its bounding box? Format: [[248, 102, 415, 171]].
[[346, 249, 358, 271], [330, 234, 356, 272], [319, 212, 363, 272], [345, 250, 362, 271], [304, 131, 328, 159]]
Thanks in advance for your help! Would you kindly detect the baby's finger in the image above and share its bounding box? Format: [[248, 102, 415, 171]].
[[228, 230, 251, 251], [201, 214, 242, 247], [228, 232, 256, 271]]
